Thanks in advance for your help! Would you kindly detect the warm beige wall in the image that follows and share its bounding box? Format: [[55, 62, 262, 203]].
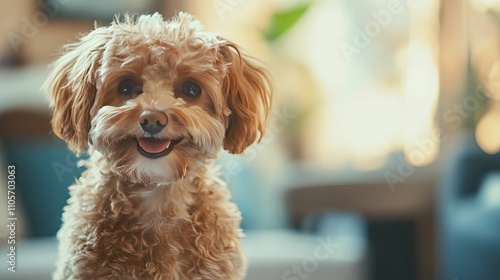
[[178, 0, 274, 64], [0, 1, 94, 65], [21, 21, 95, 64], [0, 1, 35, 59], [0, 0, 186, 65]]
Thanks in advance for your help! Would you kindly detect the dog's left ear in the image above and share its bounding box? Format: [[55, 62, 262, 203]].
[[219, 42, 273, 154]]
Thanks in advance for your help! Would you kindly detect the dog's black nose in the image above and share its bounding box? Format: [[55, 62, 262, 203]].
[[139, 110, 168, 134]]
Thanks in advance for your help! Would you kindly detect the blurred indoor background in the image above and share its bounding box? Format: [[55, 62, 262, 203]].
[[0, 0, 499, 279]]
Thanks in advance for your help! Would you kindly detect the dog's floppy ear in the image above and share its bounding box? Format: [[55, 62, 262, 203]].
[[43, 28, 108, 155], [219, 42, 273, 154]]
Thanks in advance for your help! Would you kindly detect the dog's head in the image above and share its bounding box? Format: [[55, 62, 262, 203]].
[[44, 13, 272, 184]]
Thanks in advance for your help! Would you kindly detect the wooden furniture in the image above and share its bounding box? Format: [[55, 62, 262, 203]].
[[286, 182, 436, 280]]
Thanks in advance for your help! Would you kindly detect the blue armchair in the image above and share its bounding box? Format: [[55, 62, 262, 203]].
[[438, 131, 500, 280]]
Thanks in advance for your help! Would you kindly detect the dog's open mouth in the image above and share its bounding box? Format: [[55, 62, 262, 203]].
[[136, 137, 183, 159]]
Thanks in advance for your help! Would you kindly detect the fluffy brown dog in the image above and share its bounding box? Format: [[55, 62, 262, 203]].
[[43, 12, 271, 280]]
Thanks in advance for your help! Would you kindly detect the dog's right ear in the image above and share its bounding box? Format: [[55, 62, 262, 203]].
[[43, 28, 108, 155]]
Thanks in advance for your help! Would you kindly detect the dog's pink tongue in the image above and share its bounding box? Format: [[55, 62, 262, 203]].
[[138, 138, 171, 153]]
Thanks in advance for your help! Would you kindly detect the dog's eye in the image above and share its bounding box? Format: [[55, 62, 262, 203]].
[[179, 80, 201, 98], [118, 79, 142, 96]]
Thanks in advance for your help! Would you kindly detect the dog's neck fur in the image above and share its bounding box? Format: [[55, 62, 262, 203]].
[[77, 151, 225, 222]]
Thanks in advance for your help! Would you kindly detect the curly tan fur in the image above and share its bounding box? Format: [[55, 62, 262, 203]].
[[43, 12, 272, 280]]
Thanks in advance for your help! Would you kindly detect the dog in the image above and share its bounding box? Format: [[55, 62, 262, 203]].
[[43, 12, 272, 280]]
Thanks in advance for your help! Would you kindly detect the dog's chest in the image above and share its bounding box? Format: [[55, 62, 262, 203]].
[[88, 182, 215, 276]]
